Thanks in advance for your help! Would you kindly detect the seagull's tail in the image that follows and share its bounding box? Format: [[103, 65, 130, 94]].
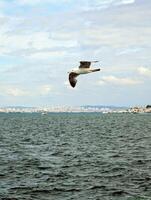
[[91, 68, 101, 72]]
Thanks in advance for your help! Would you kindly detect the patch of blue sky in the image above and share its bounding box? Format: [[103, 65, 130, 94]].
[[3, 1, 74, 16], [0, 55, 23, 66], [3, 5, 31, 16]]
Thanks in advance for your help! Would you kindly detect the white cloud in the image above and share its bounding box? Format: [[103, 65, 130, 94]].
[[79, 27, 151, 48], [0, 30, 77, 59], [39, 84, 53, 95], [81, 0, 136, 11], [0, 84, 54, 97], [2, 32, 48, 56], [137, 67, 151, 78], [120, 0, 135, 5], [117, 47, 143, 55], [0, 2, 150, 60], [6, 88, 28, 97], [98, 75, 142, 86], [0, 86, 29, 97], [28, 50, 69, 61]]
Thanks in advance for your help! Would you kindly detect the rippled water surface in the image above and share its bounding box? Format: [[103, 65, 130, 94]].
[[0, 113, 151, 200]]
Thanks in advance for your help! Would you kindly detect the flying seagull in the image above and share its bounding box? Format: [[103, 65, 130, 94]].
[[68, 61, 101, 88]]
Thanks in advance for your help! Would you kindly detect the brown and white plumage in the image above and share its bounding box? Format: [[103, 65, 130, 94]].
[[79, 61, 91, 68], [69, 72, 79, 88], [68, 61, 101, 88]]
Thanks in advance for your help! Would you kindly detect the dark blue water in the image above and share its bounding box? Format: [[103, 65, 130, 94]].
[[0, 113, 151, 200]]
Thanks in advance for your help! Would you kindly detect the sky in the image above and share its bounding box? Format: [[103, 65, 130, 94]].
[[0, 0, 151, 107]]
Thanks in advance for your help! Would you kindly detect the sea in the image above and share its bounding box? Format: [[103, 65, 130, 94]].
[[0, 113, 151, 200]]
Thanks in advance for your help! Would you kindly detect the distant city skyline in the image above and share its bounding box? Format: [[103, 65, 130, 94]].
[[0, 0, 151, 107], [0, 104, 150, 114]]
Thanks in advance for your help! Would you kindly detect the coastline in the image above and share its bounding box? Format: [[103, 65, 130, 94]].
[[0, 105, 150, 114]]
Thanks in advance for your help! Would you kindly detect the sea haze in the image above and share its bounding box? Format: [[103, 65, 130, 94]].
[[0, 113, 151, 200]]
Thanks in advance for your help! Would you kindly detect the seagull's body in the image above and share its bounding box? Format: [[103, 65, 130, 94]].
[[69, 61, 101, 88]]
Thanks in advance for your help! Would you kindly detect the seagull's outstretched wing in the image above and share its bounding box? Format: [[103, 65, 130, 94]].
[[79, 61, 91, 68], [69, 72, 79, 88], [79, 61, 99, 68]]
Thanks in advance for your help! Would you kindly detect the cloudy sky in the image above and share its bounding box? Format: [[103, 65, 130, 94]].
[[0, 0, 151, 107]]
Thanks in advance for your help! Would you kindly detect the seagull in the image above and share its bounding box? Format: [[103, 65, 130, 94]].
[[68, 61, 101, 88]]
